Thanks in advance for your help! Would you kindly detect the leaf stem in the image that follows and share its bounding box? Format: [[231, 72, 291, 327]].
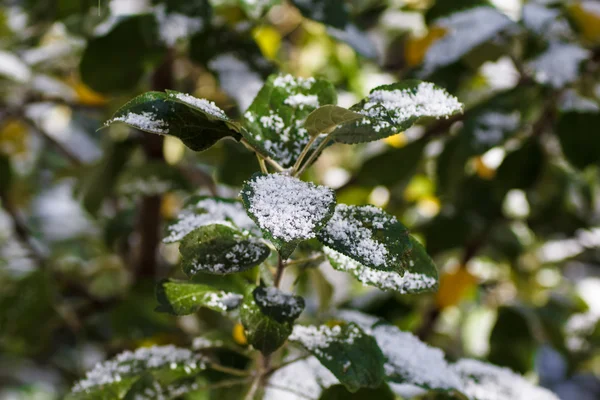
[[241, 138, 286, 173], [209, 362, 251, 377], [273, 254, 287, 288], [257, 154, 268, 173], [294, 135, 331, 177], [291, 135, 318, 175]]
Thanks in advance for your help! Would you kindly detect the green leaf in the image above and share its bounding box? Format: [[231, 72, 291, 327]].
[[291, 0, 349, 29], [80, 15, 166, 93], [495, 138, 544, 192], [105, 91, 241, 152], [355, 137, 427, 187], [332, 80, 462, 144], [339, 312, 463, 392], [123, 374, 161, 400], [242, 74, 337, 167], [241, 173, 336, 258], [179, 224, 270, 276], [324, 235, 438, 294], [317, 204, 412, 273], [155, 279, 243, 315], [557, 111, 600, 170], [240, 287, 294, 355], [68, 345, 206, 400], [289, 323, 386, 392], [305, 105, 365, 136], [253, 286, 305, 323], [164, 196, 257, 243], [319, 383, 395, 400]]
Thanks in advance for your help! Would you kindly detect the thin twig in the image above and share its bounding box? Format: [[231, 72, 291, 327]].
[[291, 135, 318, 175], [195, 377, 252, 392], [285, 255, 324, 266], [273, 254, 286, 288], [266, 354, 310, 376], [294, 135, 331, 177], [209, 363, 251, 377], [241, 138, 286, 173], [257, 154, 268, 173]]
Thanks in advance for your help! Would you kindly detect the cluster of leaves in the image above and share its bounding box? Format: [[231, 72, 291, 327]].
[[2, 0, 600, 399]]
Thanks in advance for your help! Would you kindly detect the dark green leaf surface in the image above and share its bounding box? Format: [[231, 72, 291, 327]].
[[305, 105, 364, 136], [252, 286, 305, 323], [557, 111, 600, 170], [317, 204, 412, 273], [80, 15, 165, 93], [324, 235, 438, 294], [241, 173, 336, 258], [242, 74, 337, 167], [289, 323, 386, 392], [240, 288, 293, 355], [332, 80, 462, 144], [291, 0, 348, 29], [319, 383, 395, 400], [156, 279, 243, 315], [179, 224, 270, 276], [105, 91, 242, 152]]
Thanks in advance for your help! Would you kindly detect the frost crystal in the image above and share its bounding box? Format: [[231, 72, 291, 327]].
[[243, 174, 335, 242], [423, 7, 512, 73], [529, 42, 590, 89], [453, 359, 560, 400], [324, 247, 436, 293], [72, 345, 205, 393], [109, 111, 168, 134], [164, 198, 255, 243], [289, 324, 361, 361], [319, 205, 402, 269], [361, 82, 462, 128], [168, 92, 228, 119]]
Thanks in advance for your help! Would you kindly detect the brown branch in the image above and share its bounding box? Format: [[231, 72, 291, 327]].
[[273, 254, 286, 288]]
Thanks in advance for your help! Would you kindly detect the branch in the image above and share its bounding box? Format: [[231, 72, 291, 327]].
[[273, 254, 287, 288]]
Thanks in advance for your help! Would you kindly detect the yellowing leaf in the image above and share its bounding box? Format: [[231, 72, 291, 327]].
[[0, 119, 28, 156], [68, 77, 108, 106], [436, 267, 477, 309], [233, 322, 247, 345], [474, 156, 496, 180], [160, 193, 182, 220], [569, 2, 600, 43], [253, 25, 281, 60], [383, 132, 407, 148], [405, 26, 447, 67], [163, 135, 186, 165]]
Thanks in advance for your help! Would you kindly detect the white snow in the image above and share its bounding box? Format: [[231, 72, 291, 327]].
[[289, 324, 361, 361], [243, 174, 335, 242], [168, 92, 228, 119], [324, 247, 437, 293], [0, 50, 31, 82], [254, 287, 304, 318], [423, 7, 512, 73], [472, 111, 520, 147], [72, 345, 205, 393], [273, 74, 316, 91], [186, 239, 266, 275], [529, 42, 590, 89], [284, 94, 320, 110], [360, 82, 463, 130], [164, 198, 256, 243], [264, 356, 338, 400], [453, 358, 560, 400], [155, 4, 203, 46], [109, 111, 169, 134]]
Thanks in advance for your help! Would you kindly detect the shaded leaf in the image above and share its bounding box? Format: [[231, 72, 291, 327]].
[[105, 91, 241, 152], [156, 279, 243, 315], [305, 105, 364, 136], [241, 173, 336, 258], [179, 224, 270, 276], [556, 111, 600, 170], [319, 383, 395, 400], [253, 286, 305, 323], [291, 0, 349, 29], [317, 204, 412, 273], [289, 323, 386, 392]]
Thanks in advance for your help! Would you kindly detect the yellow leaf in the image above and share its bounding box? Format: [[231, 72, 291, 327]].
[[383, 132, 407, 148], [474, 156, 496, 180], [253, 25, 282, 60], [405, 26, 447, 67], [436, 267, 477, 309], [569, 2, 600, 43], [68, 76, 108, 106], [233, 322, 247, 345], [0, 119, 28, 156], [161, 193, 182, 220]]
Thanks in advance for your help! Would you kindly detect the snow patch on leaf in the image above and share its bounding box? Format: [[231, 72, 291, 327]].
[[109, 111, 169, 134], [168, 92, 229, 119], [289, 324, 361, 361], [529, 42, 590, 89]]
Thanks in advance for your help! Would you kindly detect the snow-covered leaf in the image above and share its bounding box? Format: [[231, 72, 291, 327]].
[[339, 312, 464, 392], [332, 81, 462, 144], [179, 224, 270, 276], [264, 356, 338, 400], [164, 196, 257, 243], [240, 287, 295, 355], [422, 7, 513, 74], [242, 74, 337, 167], [528, 42, 590, 89], [253, 286, 305, 323], [155, 279, 243, 315], [324, 235, 438, 294], [289, 323, 386, 392], [317, 204, 412, 273], [68, 345, 206, 400], [305, 105, 364, 136], [453, 358, 560, 400], [241, 173, 336, 258], [105, 91, 242, 152]]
